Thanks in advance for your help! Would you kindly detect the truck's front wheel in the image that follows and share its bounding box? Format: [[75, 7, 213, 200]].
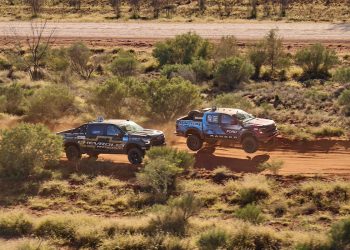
[[187, 134, 203, 151], [242, 136, 258, 154], [128, 148, 144, 165], [65, 145, 82, 161]]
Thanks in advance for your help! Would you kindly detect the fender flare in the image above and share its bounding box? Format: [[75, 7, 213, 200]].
[[185, 128, 204, 139]]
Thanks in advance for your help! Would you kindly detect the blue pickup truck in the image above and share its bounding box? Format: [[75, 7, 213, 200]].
[[175, 107, 278, 153]]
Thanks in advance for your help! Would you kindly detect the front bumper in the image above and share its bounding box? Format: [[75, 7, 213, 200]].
[[257, 130, 279, 143]]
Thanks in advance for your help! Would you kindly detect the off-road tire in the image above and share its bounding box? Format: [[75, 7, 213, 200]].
[[88, 153, 99, 160], [128, 148, 144, 165], [187, 134, 203, 151], [65, 145, 82, 161], [242, 136, 258, 154]]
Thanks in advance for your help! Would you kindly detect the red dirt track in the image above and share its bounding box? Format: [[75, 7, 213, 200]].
[[95, 137, 350, 177]]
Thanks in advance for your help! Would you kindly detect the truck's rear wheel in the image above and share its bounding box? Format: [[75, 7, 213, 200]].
[[128, 148, 144, 165], [187, 134, 203, 151], [65, 145, 81, 161], [242, 136, 258, 154]]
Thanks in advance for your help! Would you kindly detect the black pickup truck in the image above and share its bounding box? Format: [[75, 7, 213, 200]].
[[57, 119, 165, 164]]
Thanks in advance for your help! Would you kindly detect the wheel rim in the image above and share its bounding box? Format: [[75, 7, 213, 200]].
[[189, 137, 199, 149], [130, 151, 141, 164]]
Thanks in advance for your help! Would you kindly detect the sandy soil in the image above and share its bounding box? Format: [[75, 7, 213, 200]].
[[92, 137, 350, 177]]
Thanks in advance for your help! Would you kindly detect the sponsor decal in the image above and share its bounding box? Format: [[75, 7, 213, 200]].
[[178, 121, 202, 127]]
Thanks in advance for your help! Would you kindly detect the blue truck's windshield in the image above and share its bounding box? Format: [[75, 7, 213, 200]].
[[119, 121, 144, 133], [236, 110, 255, 122]]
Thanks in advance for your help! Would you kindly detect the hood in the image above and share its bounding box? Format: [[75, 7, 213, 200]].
[[128, 129, 164, 138], [243, 118, 275, 128]]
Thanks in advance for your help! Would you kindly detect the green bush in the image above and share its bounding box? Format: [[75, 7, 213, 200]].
[[46, 47, 70, 83], [238, 187, 270, 206], [230, 226, 282, 250], [161, 64, 196, 83], [0, 57, 11, 70], [15, 239, 55, 250], [213, 36, 239, 61], [197, 228, 229, 250], [0, 212, 34, 238], [312, 126, 344, 137], [333, 67, 350, 83], [248, 42, 267, 79], [0, 123, 62, 180], [235, 204, 265, 224], [330, 217, 350, 249], [137, 159, 183, 196], [191, 59, 213, 82], [257, 159, 284, 175], [91, 78, 129, 117], [214, 57, 253, 90], [212, 93, 254, 111], [338, 89, 350, 116], [143, 77, 202, 121], [295, 43, 339, 80], [27, 85, 75, 121], [110, 50, 139, 77], [0, 84, 28, 115], [146, 146, 194, 170], [67, 42, 94, 80], [36, 216, 76, 240], [153, 32, 210, 66]]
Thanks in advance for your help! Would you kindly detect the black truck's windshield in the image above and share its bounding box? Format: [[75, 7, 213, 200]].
[[119, 121, 144, 133]]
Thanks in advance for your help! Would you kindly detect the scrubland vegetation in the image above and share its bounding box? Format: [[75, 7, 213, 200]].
[[0, 22, 350, 249], [1, 0, 350, 22]]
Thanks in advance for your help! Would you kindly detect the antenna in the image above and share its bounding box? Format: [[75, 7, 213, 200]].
[[211, 106, 217, 111], [96, 116, 104, 122]]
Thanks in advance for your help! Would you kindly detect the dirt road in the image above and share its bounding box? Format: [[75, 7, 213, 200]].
[[94, 137, 350, 177], [1, 21, 350, 42]]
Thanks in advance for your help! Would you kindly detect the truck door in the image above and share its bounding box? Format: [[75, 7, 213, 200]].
[[203, 113, 225, 139], [104, 124, 126, 153], [86, 124, 106, 153], [220, 114, 242, 139]]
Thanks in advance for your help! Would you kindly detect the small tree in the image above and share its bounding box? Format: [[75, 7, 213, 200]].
[[280, 0, 288, 17], [91, 78, 129, 117], [143, 77, 202, 121], [0, 123, 62, 180], [249, 0, 258, 19], [9, 21, 55, 81], [295, 43, 339, 80], [198, 0, 206, 12], [129, 0, 141, 18], [27, 85, 75, 121], [110, 50, 139, 77], [25, 0, 44, 17], [67, 42, 94, 80], [110, 0, 122, 18], [213, 36, 239, 61], [46, 47, 70, 83], [214, 57, 254, 90], [151, 0, 161, 18], [153, 32, 210, 66], [248, 42, 268, 79], [0, 84, 27, 115], [263, 29, 288, 79], [333, 67, 350, 83], [68, 0, 81, 11]]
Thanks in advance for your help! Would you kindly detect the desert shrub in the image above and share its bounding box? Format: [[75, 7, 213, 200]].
[[212, 166, 232, 183], [214, 57, 254, 90], [146, 146, 194, 170], [137, 159, 183, 196], [248, 42, 267, 79], [257, 159, 284, 175], [191, 59, 213, 82], [235, 204, 265, 224], [295, 43, 339, 80], [312, 126, 344, 137], [0, 123, 62, 180], [153, 32, 210, 66], [142, 77, 202, 121], [212, 93, 254, 111], [0, 212, 34, 238], [330, 217, 350, 250], [333, 67, 350, 83], [46, 47, 70, 83], [0, 84, 27, 115], [27, 85, 75, 121], [110, 50, 139, 77], [25, 0, 43, 16], [226, 175, 271, 206], [197, 228, 230, 250], [161, 64, 196, 83], [295, 238, 330, 250], [67, 42, 94, 80], [91, 78, 129, 117], [0, 57, 11, 70], [272, 202, 287, 218], [15, 239, 55, 250], [147, 194, 201, 236], [213, 36, 239, 61], [36, 216, 77, 240], [338, 89, 350, 116], [101, 234, 152, 250], [229, 226, 282, 250]]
